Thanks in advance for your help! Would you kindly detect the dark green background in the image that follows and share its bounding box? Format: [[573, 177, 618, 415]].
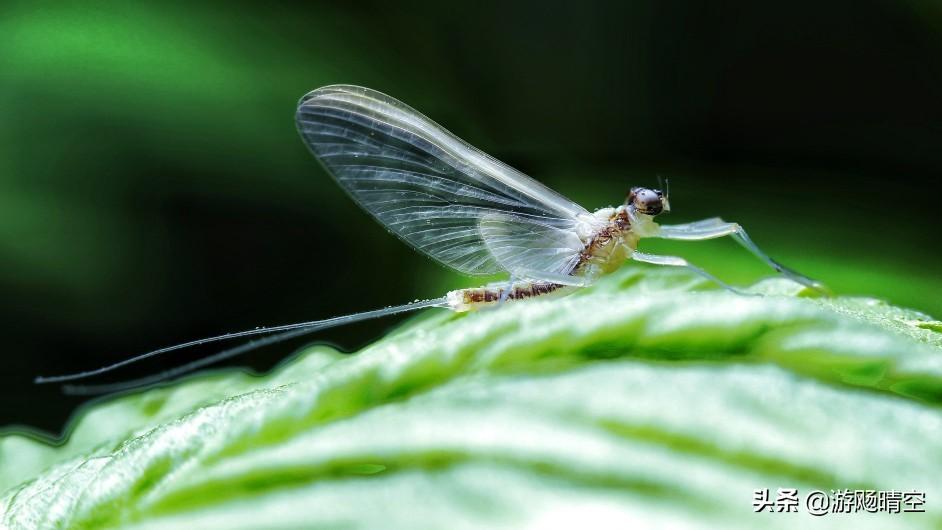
[[2, 0, 940, 434]]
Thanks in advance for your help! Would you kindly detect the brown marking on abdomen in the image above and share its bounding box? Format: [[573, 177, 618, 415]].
[[460, 281, 566, 307], [448, 211, 633, 312]]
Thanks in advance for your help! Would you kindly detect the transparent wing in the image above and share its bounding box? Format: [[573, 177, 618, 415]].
[[296, 85, 592, 277], [479, 214, 589, 285]]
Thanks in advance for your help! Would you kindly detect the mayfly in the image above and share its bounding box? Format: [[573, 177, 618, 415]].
[[36, 85, 824, 393]]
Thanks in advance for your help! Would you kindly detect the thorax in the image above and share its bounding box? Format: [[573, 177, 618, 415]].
[[574, 205, 658, 277]]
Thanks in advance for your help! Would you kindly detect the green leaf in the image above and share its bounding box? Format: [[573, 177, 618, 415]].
[[2, 267, 941, 529]]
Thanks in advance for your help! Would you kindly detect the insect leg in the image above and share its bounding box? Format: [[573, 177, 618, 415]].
[[632, 251, 754, 295], [511, 268, 592, 287], [498, 276, 518, 304], [653, 219, 827, 293]]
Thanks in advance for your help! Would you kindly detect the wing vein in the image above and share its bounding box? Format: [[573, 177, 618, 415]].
[[297, 85, 590, 279]]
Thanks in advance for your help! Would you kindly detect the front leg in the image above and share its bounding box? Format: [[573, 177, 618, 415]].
[[653, 218, 827, 293]]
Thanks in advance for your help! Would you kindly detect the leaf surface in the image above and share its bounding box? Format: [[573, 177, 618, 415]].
[[2, 268, 940, 529]]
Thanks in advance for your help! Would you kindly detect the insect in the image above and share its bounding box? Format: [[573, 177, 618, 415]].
[[36, 85, 824, 393]]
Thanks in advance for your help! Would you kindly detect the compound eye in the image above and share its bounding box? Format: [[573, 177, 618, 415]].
[[633, 188, 662, 214]]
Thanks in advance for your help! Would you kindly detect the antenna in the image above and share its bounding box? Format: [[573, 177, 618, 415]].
[[657, 174, 671, 213]]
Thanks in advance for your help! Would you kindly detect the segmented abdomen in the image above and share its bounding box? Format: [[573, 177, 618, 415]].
[[445, 209, 634, 312], [446, 281, 572, 312]]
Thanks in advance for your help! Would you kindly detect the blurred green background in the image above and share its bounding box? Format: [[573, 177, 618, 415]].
[[1, 0, 939, 434]]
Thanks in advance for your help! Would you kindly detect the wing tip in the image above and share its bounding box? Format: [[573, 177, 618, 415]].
[[298, 84, 351, 107], [298, 84, 391, 109]]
